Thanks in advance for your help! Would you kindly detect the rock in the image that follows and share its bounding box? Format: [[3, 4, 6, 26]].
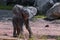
[[45, 25, 49, 27], [46, 3, 60, 19], [34, 0, 54, 13]]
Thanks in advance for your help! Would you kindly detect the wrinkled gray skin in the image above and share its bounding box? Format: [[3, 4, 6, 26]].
[[12, 4, 37, 38], [12, 4, 37, 19], [46, 3, 60, 19]]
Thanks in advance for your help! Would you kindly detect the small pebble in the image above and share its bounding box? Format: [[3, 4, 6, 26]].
[[45, 25, 49, 27]]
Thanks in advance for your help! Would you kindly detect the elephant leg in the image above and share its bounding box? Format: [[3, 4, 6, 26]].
[[12, 18, 18, 37], [24, 19, 32, 38], [17, 19, 24, 38]]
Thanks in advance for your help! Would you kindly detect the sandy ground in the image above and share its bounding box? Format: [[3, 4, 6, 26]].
[[0, 18, 60, 40]]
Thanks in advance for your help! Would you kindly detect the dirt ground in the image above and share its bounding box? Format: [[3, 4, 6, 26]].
[[0, 18, 60, 40]]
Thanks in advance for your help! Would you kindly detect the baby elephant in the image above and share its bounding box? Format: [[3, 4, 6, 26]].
[[12, 4, 37, 38]]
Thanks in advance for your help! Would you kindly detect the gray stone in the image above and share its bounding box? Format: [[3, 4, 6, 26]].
[[34, 0, 54, 13], [46, 3, 60, 19]]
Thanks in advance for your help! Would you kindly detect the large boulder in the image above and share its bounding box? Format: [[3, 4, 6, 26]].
[[34, 0, 54, 14], [46, 3, 60, 19]]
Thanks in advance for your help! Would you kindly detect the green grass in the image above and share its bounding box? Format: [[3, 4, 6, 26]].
[[35, 15, 46, 18], [56, 36, 60, 40], [0, 5, 13, 10]]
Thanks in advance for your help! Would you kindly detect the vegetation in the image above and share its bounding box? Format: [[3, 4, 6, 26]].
[[35, 15, 46, 18], [0, 5, 13, 10], [36, 35, 60, 40], [56, 36, 60, 40]]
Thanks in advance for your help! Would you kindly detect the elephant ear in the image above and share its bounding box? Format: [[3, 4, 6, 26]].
[[26, 6, 37, 19], [27, 6, 37, 16]]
